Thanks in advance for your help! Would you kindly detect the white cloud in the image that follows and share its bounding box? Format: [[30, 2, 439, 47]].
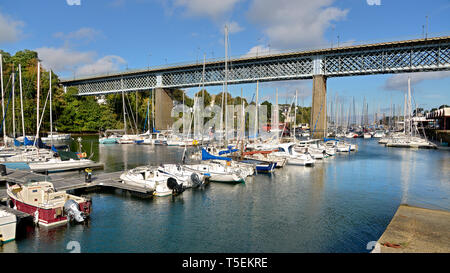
[[54, 27, 101, 42], [35, 46, 126, 76], [35, 46, 95, 72], [173, 0, 241, 20], [384, 71, 450, 91], [366, 0, 381, 6], [66, 0, 81, 6], [247, 0, 348, 50], [0, 11, 24, 44], [242, 44, 280, 58], [76, 55, 126, 76]]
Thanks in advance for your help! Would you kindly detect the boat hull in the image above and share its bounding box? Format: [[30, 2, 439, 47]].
[[9, 197, 91, 227], [99, 138, 118, 144], [28, 160, 97, 172]]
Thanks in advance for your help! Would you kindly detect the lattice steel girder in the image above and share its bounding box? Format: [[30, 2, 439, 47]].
[[61, 36, 450, 96]]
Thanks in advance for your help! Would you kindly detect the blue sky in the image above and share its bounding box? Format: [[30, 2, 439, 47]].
[[0, 0, 449, 115]]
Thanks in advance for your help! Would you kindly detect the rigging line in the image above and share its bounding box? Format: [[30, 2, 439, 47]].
[[143, 97, 150, 133], [0, 78, 14, 133], [32, 83, 51, 147], [0, 73, 13, 133], [125, 92, 138, 134]]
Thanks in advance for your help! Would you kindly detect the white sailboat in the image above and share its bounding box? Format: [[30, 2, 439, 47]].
[[385, 78, 436, 149], [28, 71, 96, 171]]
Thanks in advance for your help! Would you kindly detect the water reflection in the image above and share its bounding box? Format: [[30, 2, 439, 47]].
[[1, 137, 449, 253]]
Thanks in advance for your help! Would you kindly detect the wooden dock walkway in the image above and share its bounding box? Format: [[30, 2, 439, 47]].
[[0, 168, 154, 202], [374, 204, 450, 253]]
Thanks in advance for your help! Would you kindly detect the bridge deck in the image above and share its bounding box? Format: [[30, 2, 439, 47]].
[[60, 36, 450, 95]]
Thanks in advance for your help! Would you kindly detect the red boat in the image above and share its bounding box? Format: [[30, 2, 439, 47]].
[[6, 181, 91, 227]]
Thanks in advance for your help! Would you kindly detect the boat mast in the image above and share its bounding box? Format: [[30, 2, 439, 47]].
[[240, 87, 245, 154], [19, 64, 25, 138], [224, 24, 228, 145], [152, 88, 155, 132], [408, 77, 412, 137], [275, 88, 279, 143], [294, 89, 298, 141], [135, 91, 138, 131], [254, 80, 259, 140], [36, 61, 40, 139], [122, 90, 126, 134], [241, 87, 245, 140], [12, 65, 15, 140], [403, 93, 407, 135], [0, 54, 5, 146], [201, 54, 206, 145], [49, 70, 53, 147], [146, 93, 150, 133], [182, 90, 186, 138]]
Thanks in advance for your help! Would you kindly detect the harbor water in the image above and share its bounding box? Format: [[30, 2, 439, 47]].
[[1, 136, 449, 253]]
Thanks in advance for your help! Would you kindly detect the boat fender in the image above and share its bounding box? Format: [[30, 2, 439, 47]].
[[190, 172, 202, 187], [34, 210, 39, 225]]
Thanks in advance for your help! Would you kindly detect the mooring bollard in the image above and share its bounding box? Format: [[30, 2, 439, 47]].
[[85, 168, 92, 183]]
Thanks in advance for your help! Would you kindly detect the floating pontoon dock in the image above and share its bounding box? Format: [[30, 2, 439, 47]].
[[0, 168, 154, 202]]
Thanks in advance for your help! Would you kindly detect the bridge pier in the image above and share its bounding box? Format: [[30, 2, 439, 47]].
[[155, 88, 173, 131], [311, 75, 327, 139]]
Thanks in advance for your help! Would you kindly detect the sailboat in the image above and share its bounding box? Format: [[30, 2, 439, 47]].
[[28, 71, 97, 172], [117, 91, 143, 144], [385, 78, 436, 149]]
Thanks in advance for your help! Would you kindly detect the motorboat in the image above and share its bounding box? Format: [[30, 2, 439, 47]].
[[6, 181, 91, 227], [157, 164, 208, 188], [273, 143, 315, 166], [373, 130, 385, 138], [119, 166, 165, 190], [184, 162, 246, 183], [120, 166, 186, 196]]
